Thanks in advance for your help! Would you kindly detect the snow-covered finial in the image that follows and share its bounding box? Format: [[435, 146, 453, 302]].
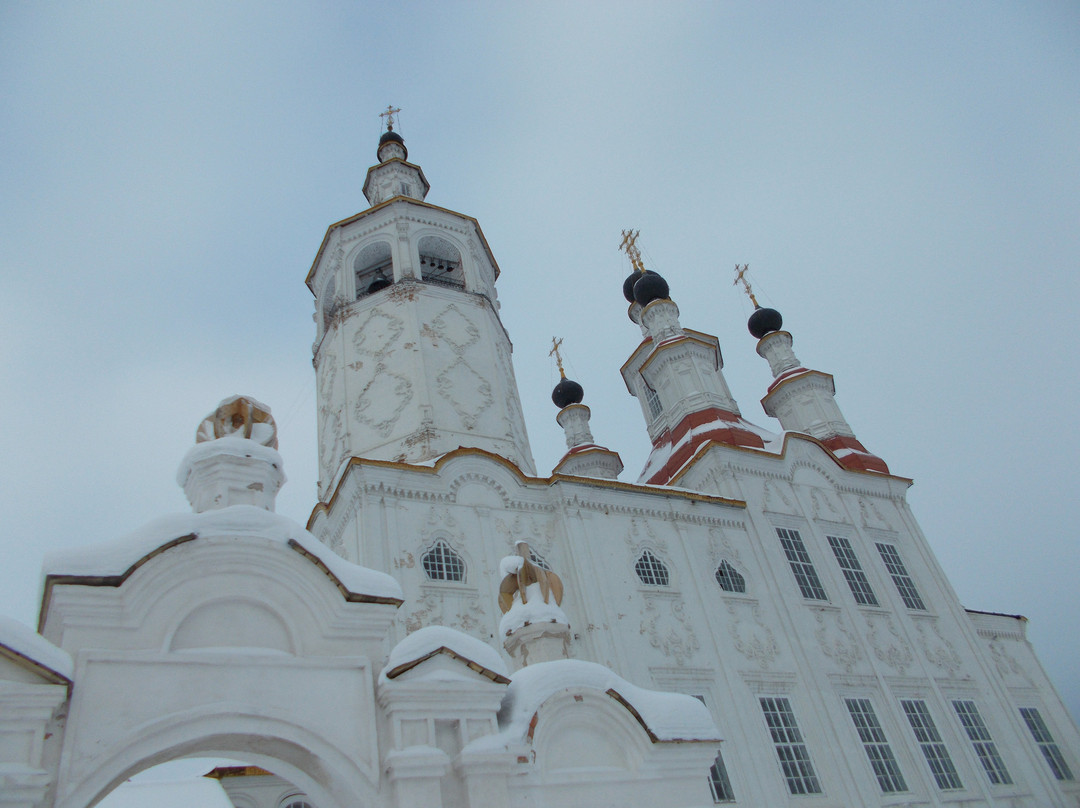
[[195, 395, 278, 449], [498, 542, 571, 667]]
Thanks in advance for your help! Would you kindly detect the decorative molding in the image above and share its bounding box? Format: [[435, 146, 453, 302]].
[[864, 612, 914, 676], [727, 599, 779, 671], [813, 608, 864, 674]]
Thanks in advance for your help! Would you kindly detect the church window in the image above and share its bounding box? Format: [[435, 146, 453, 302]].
[[643, 382, 663, 418], [876, 543, 926, 610], [1019, 707, 1074, 780], [280, 801, 314, 808], [775, 528, 827, 600], [635, 550, 670, 586], [422, 540, 465, 582], [759, 696, 822, 795], [714, 560, 745, 593], [845, 698, 907, 793], [708, 750, 736, 802], [952, 700, 1012, 785], [828, 536, 878, 606], [418, 235, 464, 289], [354, 241, 394, 299], [901, 699, 963, 790], [528, 548, 551, 570]]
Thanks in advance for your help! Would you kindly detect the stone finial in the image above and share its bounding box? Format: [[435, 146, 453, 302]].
[[498, 542, 570, 668], [195, 395, 278, 449]]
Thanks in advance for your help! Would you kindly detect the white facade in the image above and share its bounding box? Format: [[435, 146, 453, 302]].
[[1, 129, 1077, 808]]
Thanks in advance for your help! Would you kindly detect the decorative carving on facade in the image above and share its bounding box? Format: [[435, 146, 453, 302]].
[[858, 497, 892, 530], [436, 357, 493, 430], [427, 304, 481, 356], [763, 479, 799, 514], [625, 518, 667, 555], [914, 618, 963, 676], [495, 514, 554, 562], [813, 608, 863, 673], [642, 593, 699, 667], [355, 363, 413, 436], [352, 309, 405, 358], [726, 599, 779, 671], [403, 590, 443, 634], [987, 638, 1036, 687], [810, 488, 847, 522], [864, 613, 914, 676]]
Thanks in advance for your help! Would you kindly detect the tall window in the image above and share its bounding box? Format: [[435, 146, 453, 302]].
[[760, 697, 822, 795], [643, 382, 663, 419], [844, 698, 907, 793], [635, 549, 670, 586], [708, 750, 736, 802], [876, 543, 926, 610], [828, 536, 878, 606], [1020, 707, 1074, 781], [776, 528, 828, 600], [714, 560, 746, 593], [421, 539, 465, 582], [952, 700, 1012, 785], [901, 699, 963, 790]]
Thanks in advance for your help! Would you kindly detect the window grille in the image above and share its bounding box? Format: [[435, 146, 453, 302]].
[[828, 536, 878, 606], [643, 383, 663, 418], [281, 802, 313, 808], [1020, 707, 1074, 780], [635, 550, 670, 586], [528, 548, 551, 570], [714, 560, 746, 593], [708, 750, 736, 802], [876, 543, 926, 610], [421, 540, 465, 582], [952, 700, 1012, 785], [759, 697, 822, 795], [844, 698, 907, 793], [901, 699, 963, 790], [775, 528, 828, 600]]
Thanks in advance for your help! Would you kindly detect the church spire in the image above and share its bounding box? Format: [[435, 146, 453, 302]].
[[549, 338, 623, 480], [741, 265, 888, 474], [363, 106, 430, 206]]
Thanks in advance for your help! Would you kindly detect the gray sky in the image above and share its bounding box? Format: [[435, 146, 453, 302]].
[[2, 0, 1078, 781]]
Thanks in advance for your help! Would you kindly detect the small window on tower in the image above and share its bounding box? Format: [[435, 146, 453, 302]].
[[644, 382, 663, 419], [354, 241, 393, 299], [715, 560, 746, 593], [422, 540, 466, 582], [418, 235, 464, 289], [635, 549, 670, 586]]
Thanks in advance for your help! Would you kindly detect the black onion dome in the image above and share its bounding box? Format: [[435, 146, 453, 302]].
[[622, 271, 640, 303], [748, 307, 783, 339], [632, 270, 670, 306], [551, 378, 585, 409], [377, 130, 407, 160]]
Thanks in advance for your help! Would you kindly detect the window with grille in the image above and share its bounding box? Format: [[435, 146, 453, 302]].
[[635, 549, 670, 586], [876, 543, 926, 610], [715, 560, 746, 593], [281, 802, 313, 808], [528, 548, 551, 570], [828, 536, 878, 606], [845, 698, 907, 793], [1020, 707, 1074, 780], [417, 235, 464, 289], [952, 700, 1012, 785], [775, 528, 828, 600], [644, 383, 663, 418], [708, 750, 736, 802], [421, 539, 465, 582], [901, 699, 963, 790], [759, 697, 822, 795]]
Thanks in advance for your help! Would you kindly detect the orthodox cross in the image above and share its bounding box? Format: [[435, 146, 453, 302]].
[[619, 229, 645, 273], [379, 105, 402, 132], [549, 337, 566, 379], [733, 264, 760, 309]]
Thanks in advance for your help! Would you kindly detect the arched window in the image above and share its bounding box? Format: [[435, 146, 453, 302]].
[[354, 242, 393, 299], [715, 560, 746, 593], [422, 539, 465, 582], [529, 548, 551, 570], [635, 549, 670, 586], [417, 236, 464, 289], [280, 800, 314, 808]]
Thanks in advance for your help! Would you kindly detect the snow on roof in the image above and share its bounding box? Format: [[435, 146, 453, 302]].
[[639, 413, 781, 484], [498, 583, 569, 637], [382, 625, 510, 683], [42, 505, 403, 603], [0, 614, 73, 681], [176, 436, 283, 488], [490, 659, 720, 745]]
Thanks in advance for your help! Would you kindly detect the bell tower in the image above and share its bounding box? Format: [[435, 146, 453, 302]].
[[307, 113, 535, 497]]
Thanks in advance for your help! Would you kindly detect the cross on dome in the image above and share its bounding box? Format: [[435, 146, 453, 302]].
[[619, 229, 645, 273], [379, 104, 401, 132], [549, 337, 566, 379], [733, 263, 761, 309]]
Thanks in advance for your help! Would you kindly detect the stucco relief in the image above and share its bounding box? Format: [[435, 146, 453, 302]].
[[763, 479, 799, 515], [987, 638, 1035, 687], [858, 497, 893, 530], [913, 618, 963, 676], [495, 513, 555, 564], [403, 590, 443, 634], [428, 304, 480, 355], [864, 613, 914, 676], [355, 363, 413, 436], [726, 599, 779, 671], [353, 309, 405, 358], [625, 518, 667, 555], [436, 357, 493, 430], [641, 594, 698, 667], [810, 488, 847, 522], [813, 609, 864, 673]]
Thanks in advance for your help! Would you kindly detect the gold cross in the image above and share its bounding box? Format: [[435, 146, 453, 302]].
[[733, 264, 760, 308], [619, 229, 645, 273], [549, 337, 566, 379], [379, 105, 402, 131]]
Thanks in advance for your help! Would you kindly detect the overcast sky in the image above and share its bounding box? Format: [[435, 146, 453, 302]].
[[2, 0, 1078, 794]]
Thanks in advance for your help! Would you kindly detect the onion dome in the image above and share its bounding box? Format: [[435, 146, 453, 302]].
[[378, 129, 407, 157], [622, 271, 641, 303], [551, 378, 585, 409], [632, 270, 670, 306], [367, 268, 392, 294], [748, 306, 783, 339]]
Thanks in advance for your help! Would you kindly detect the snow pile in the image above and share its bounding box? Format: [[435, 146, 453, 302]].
[[382, 625, 508, 682], [499, 582, 569, 637], [0, 615, 73, 680], [485, 659, 719, 745], [42, 506, 402, 602], [176, 436, 285, 488]]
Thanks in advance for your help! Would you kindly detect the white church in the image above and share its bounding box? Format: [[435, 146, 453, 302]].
[[2, 119, 1077, 808]]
